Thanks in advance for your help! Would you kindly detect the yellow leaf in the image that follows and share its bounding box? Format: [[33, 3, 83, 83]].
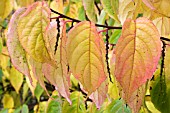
[[9, 67, 23, 93], [153, 17, 170, 37], [142, 0, 170, 17], [66, 21, 107, 94], [2, 94, 14, 109], [16, 0, 34, 7], [17, 2, 54, 65], [165, 46, 170, 84], [118, 0, 141, 25], [0, 0, 13, 20]]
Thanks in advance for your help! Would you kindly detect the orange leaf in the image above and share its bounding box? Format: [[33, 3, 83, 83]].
[[115, 17, 162, 110], [66, 21, 107, 94]]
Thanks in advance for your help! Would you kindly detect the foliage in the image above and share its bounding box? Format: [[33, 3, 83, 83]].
[[0, 0, 170, 113]]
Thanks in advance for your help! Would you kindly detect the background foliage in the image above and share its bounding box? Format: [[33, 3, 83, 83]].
[[0, 0, 170, 113]]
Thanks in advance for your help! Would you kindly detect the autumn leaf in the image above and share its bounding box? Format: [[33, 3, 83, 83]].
[[90, 79, 108, 109], [115, 17, 162, 111], [2, 94, 14, 109], [165, 46, 170, 83], [142, 0, 170, 17], [118, 0, 141, 24], [28, 57, 49, 96], [153, 17, 170, 37], [0, 0, 13, 20], [17, 2, 54, 64], [43, 21, 71, 104], [9, 67, 23, 94], [7, 7, 32, 83], [66, 21, 107, 94], [125, 84, 146, 112], [16, 0, 34, 7]]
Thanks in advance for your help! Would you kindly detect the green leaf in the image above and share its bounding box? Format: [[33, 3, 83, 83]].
[[151, 76, 170, 113], [104, 99, 131, 113], [83, 0, 96, 22], [62, 91, 86, 113], [34, 83, 44, 102], [46, 100, 62, 113], [78, 6, 86, 21], [100, 0, 120, 22], [0, 109, 8, 113], [21, 104, 29, 113], [109, 29, 121, 44]]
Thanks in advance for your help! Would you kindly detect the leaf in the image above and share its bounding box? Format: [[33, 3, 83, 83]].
[[100, 0, 120, 22], [83, 0, 96, 22], [104, 99, 131, 113], [90, 80, 108, 109], [34, 83, 44, 102], [16, 0, 34, 7], [62, 91, 86, 113], [7, 8, 32, 83], [46, 100, 62, 113], [21, 104, 29, 113], [0, 0, 13, 20], [115, 17, 162, 111], [109, 29, 121, 44], [142, 0, 170, 17], [150, 76, 170, 113], [0, 37, 2, 53], [125, 84, 146, 112], [9, 67, 23, 94], [118, 0, 142, 25], [29, 57, 48, 96], [66, 21, 107, 94], [17, 2, 53, 64], [165, 46, 170, 83], [2, 94, 14, 109], [153, 17, 170, 37], [43, 22, 71, 104]]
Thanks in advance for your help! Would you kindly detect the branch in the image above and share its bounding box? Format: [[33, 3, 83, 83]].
[[50, 9, 122, 29], [160, 37, 170, 42]]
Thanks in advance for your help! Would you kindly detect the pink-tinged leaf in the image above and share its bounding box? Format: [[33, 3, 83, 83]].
[[7, 8, 32, 83], [29, 57, 49, 96], [124, 84, 146, 112], [17, 2, 54, 64], [153, 17, 170, 37], [115, 17, 162, 110], [66, 21, 107, 94], [90, 80, 108, 109], [42, 22, 71, 104]]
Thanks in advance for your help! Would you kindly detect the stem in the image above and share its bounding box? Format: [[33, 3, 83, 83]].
[[106, 30, 113, 83], [50, 9, 122, 29]]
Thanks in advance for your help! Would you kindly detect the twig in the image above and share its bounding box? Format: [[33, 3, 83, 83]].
[[161, 37, 170, 42], [50, 9, 122, 29]]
